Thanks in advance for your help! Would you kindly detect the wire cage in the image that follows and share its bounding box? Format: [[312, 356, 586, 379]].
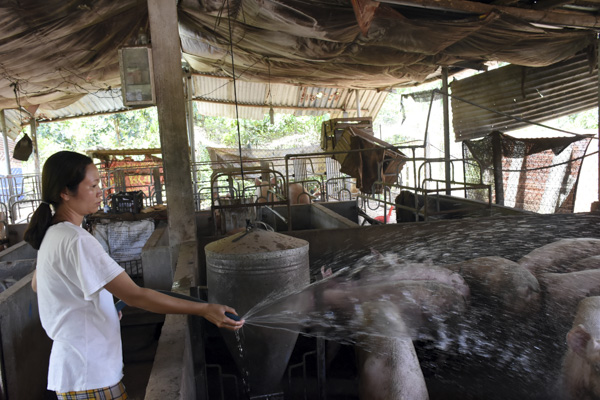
[[463, 132, 592, 214]]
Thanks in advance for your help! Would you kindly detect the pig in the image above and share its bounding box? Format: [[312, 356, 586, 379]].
[[540, 269, 600, 329], [356, 301, 429, 400], [562, 296, 600, 400], [316, 276, 468, 345], [446, 256, 541, 315], [360, 251, 470, 299], [380, 261, 470, 299], [572, 255, 600, 272], [518, 238, 600, 276], [254, 177, 311, 204]]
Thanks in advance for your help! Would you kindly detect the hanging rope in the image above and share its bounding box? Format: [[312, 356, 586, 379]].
[[225, 0, 245, 185]]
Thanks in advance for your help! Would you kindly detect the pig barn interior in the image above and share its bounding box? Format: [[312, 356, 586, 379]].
[[1, 1, 600, 400]]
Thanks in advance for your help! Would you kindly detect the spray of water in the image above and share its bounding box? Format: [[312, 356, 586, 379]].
[[240, 252, 468, 351], [233, 242, 577, 399]]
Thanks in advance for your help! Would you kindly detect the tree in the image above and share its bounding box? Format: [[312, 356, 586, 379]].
[[195, 111, 326, 149]]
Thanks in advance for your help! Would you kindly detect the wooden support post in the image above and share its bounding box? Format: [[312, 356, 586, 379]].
[[148, 0, 197, 255]]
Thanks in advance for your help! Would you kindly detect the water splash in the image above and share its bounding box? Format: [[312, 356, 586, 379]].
[[240, 253, 468, 352], [234, 329, 251, 397], [235, 245, 573, 399]]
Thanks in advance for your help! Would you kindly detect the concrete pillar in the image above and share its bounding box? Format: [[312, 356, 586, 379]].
[[148, 0, 197, 262]]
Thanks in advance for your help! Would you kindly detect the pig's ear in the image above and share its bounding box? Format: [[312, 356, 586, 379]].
[[567, 324, 592, 359], [270, 177, 277, 185], [255, 178, 261, 185], [370, 247, 383, 260]]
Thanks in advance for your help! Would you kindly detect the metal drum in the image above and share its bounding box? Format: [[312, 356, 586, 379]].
[[205, 228, 310, 396]]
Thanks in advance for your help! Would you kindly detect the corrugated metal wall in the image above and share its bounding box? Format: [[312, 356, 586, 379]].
[[451, 53, 598, 141]]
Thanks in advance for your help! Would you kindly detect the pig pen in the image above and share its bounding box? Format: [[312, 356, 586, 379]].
[[192, 211, 600, 399], [3, 211, 599, 399]]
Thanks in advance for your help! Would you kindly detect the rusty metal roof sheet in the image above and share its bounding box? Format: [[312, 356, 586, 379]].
[[451, 53, 597, 141]]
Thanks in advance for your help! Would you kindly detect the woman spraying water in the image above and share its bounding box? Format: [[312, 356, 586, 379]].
[[26, 151, 243, 400]]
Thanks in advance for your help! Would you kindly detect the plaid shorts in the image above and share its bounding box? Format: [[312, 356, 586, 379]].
[[56, 381, 128, 400]]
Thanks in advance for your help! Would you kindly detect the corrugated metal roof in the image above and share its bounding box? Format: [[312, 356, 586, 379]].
[[190, 74, 388, 120], [0, 76, 387, 140], [2, 90, 130, 139], [450, 53, 597, 141]]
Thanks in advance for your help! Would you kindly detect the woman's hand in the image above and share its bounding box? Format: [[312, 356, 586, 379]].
[[201, 304, 244, 331]]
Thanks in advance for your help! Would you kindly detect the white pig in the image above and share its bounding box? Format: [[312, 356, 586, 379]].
[[562, 296, 600, 400], [356, 301, 429, 400], [447, 256, 541, 315], [519, 238, 600, 276], [540, 269, 600, 329]]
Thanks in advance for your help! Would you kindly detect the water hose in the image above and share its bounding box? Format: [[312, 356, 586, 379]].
[[114, 290, 241, 321]]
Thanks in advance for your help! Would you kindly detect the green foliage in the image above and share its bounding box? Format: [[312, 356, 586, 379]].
[[566, 109, 597, 130], [195, 111, 326, 149], [374, 90, 403, 127], [22, 108, 161, 172], [25, 105, 326, 173]]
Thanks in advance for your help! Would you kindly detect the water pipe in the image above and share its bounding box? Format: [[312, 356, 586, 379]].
[[114, 290, 241, 321]]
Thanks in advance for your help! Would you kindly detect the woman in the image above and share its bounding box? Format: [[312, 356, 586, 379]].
[[25, 151, 243, 399]]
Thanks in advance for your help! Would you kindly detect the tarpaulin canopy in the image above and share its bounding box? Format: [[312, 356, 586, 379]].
[[0, 0, 596, 121]]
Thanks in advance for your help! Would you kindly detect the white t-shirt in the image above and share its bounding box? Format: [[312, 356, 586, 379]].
[[37, 222, 125, 392]]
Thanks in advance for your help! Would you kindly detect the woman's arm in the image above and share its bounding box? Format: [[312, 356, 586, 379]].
[[31, 270, 37, 292], [105, 272, 243, 330]]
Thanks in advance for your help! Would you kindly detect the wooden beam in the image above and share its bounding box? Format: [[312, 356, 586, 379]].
[[148, 0, 197, 251], [530, 0, 576, 11], [379, 0, 600, 28], [87, 148, 162, 158], [491, 0, 520, 7], [192, 97, 369, 113], [351, 0, 381, 35]]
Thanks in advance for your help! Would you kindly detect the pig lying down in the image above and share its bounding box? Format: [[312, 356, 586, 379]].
[[244, 237, 600, 400], [519, 238, 600, 276]]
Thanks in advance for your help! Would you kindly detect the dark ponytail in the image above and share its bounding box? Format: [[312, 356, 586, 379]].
[[24, 151, 93, 250]]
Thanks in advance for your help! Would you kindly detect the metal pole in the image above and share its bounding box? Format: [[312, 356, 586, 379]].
[[355, 89, 362, 117], [0, 111, 15, 223], [30, 118, 40, 176], [597, 33, 600, 205], [442, 67, 451, 195], [185, 72, 198, 198], [0, 111, 11, 176], [491, 131, 504, 205]]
